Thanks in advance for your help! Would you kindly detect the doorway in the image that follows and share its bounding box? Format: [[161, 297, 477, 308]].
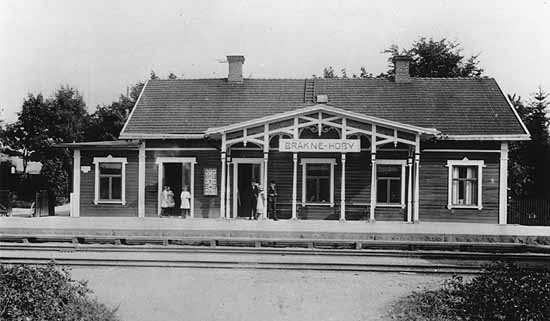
[[156, 157, 196, 217], [232, 159, 263, 218]]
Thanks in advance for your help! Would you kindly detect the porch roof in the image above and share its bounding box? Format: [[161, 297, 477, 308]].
[[119, 77, 529, 140]]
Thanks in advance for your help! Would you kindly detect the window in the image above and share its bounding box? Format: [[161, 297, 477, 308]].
[[93, 156, 127, 205], [447, 159, 484, 210], [306, 164, 331, 203], [99, 163, 122, 200], [301, 158, 335, 206], [376, 160, 406, 207]]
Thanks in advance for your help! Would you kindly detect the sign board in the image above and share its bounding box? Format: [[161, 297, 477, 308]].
[[203, 168, 217, 196], [80, 166, 91, 173], [279, 139, 361, 153]]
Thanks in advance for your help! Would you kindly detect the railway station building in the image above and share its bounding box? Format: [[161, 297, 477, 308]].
[[60, 55, 529, 224]]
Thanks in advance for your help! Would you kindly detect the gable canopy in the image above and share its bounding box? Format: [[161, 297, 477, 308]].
[[206, 104, 439, 148], [119, 77, 529, 141]]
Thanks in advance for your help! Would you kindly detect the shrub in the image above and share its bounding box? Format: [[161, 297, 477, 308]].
[[0, 263, 119, 321], [388, 262, 550, 321], [458, 262, 550, 321]]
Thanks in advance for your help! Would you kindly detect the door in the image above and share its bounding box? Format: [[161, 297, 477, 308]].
[[158, 161, 194, 217], [235, 163, 263, 218]]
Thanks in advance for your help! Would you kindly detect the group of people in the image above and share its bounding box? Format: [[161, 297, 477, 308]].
[[160, 185, 191, 218], [243, 180, 278, 220], [160, 180, 279, 220]]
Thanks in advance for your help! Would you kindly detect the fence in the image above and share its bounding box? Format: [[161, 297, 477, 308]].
[[508, 199, 550, 226]]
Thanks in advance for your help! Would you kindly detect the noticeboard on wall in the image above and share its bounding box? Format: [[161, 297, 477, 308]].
[[203, 168, 217, 196]]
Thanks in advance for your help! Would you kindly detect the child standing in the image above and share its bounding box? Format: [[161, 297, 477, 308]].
[[256, 185, 265, 219], [180, 185, 191, 218], [160, 186, 169, 217]]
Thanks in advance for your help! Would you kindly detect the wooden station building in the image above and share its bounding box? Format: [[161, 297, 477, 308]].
[[60, 55, 529, 224]]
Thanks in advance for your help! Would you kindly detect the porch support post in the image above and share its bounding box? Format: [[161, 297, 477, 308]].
[[263, 123, 269, 219], [340, 153, 346, 221], [499, 142, 509, 224], [190, 161, 195, 218], [220, 133, 227, 219], [138, 141, 146, 218], [292, 153, 298, 220], [406, 156, 413, 223], [369, 125, 376, 222], [72, 149, 80, 217], [413, 135, 420, 223], [225, 155, 231, 219]]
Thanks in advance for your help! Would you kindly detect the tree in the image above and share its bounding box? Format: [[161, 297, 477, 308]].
[[150, 70, 159, 80], [86, 82, 144, 141], [323, 66, 337, 78], [168, 72, 178, 80], [1, 87, 90, 200], [384, 37, 484, 78], [508, 88, 550, 198]]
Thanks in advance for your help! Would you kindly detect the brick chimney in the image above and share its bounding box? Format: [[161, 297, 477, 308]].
[[227, 55, 245, 82], [392, 55, 412, 83]]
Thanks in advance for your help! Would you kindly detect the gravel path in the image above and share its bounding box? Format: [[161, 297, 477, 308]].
[[70, 267, 449, 321]]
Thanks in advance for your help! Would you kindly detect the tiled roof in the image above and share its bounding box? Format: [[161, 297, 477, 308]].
[[120, 78, 527, 138]]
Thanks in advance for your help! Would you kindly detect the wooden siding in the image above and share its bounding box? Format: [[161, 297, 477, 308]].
[[79, 150, 139, 217], [75, 140, 502, 223], [418, 152, 500, 223]]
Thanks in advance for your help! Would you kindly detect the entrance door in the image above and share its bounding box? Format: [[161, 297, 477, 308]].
[[163, 163, 182, 211], [235, 162, 262, 218], [157, 159, 195, 217]]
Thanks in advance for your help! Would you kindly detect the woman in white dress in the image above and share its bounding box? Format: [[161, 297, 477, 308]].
[[256, 185, 265, 219], [180, 185, 191, 218]]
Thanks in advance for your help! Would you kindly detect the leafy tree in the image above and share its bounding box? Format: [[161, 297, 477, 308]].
[[1, 87, 89, 199], [384, 37, 483, 78], [86, 82, 144, 141], [508, 88, 550, 199], [359, 67, 373, 78], [340, 68, 348, 79], [150, 70, 159, 80], [323, 66, 336, 78], [168, 72, 178, 80]]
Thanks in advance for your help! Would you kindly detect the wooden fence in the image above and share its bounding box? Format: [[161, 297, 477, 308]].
[[508, 199, 550, 226]]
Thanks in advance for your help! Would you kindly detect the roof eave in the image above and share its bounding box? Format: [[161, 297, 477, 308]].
[[118, 133, 206, 139], [441, 134, 530, 141]]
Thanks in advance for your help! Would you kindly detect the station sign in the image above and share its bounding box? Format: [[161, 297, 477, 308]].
[[279, 139, 361, 153]]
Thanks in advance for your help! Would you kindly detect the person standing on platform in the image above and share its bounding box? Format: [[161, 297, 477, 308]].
[[160, 186, 169, 217], [267, 180, 278, 220], [250, 181, 259, 220], [166, 186, 175, 216], [180, 185, 191, 218], [256, 185, 265, 219]]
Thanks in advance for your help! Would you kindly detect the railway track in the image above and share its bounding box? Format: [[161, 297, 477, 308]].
[[2, 242, 550, 274]]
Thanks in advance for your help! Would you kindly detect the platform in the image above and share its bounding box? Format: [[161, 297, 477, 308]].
[[1, 217, 550, 245]]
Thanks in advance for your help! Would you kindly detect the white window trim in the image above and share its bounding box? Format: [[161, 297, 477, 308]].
[[446, 159, 485, 210], [93, 156, 128, 205], [156, 157, 197, 217], [376, 159, 406, 208], [300, 158, 336, 207]]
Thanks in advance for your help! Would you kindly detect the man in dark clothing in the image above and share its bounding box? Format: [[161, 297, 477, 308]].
[[250, 181, 259, 220], [267, 180, 278, 220]]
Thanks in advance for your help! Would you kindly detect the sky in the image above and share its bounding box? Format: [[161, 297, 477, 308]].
[[1, 0, 549, 123]]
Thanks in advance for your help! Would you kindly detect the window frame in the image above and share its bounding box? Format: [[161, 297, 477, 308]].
[[301, 158, 335, 207], [446, 159, 484, 210], [93, 156, 127, 205], [375, 159, 406, 208]]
